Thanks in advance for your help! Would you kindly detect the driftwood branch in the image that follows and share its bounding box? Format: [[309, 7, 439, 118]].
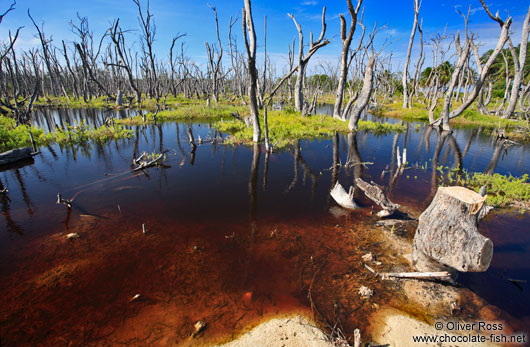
[[56, 193, 72, 208], [355, 178, 399, 216], [380, 271, 452, 281], [132, 152, 165, 171]]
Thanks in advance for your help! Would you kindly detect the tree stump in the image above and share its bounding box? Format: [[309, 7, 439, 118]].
[[412, 186, 493, 273]]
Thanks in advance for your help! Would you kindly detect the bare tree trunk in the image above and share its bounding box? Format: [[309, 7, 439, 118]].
[[206, 5, 223, 103], [409, 18, 424, 108], [434, 5, 511, 130], [502, 5, 530, 119], [289, 7, 329, 112], [402, 0, 420, 109], [333, 0, 363, 119], [349, 55, 375, 130], [477, 80, 492, 114], [243, 0, 261, 142]]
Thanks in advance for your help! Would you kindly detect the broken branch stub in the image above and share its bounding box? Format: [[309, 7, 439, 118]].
[[413, 186, 493, 273], [355, 178, 400, 217]]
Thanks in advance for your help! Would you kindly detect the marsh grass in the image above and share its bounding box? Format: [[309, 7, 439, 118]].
[[382, 101, 530, 141], [215, 109, 406, 148], [439, 166, 530, 208], [0, 116, 132, 152]]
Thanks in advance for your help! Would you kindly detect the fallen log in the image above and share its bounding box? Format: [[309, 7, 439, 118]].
[[0, 147, 33, 166], [380, 271, 451, 281], [412, 186, 493, 273], [330, 182, 359, 210], [355, 178, 399, 217]]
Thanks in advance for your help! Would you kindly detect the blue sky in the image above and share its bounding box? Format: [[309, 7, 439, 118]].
[[1, 0, 529, 74]]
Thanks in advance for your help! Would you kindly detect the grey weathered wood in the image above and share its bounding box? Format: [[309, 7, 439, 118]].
[[381, 271, 451, 281], [330, 181, 358, 210], [402, 0, 420, 109], [332, 0, 363, 120], [355, 178, 399, 216], [502, 5, 530, 119], [349, 55, 375, 130], [0, 147, 33, 166], [433, 3, 512, 130], [242, 0, 261, 143], [412, 186, 493, 272]]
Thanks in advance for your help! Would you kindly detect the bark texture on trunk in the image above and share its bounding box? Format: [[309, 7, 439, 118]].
[[412, 186, 493, 273], [502, 6, 530, 119], [348, 55, 375, 130]]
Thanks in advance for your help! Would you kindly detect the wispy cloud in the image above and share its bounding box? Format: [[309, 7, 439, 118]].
[[301, 1, 318, 6]]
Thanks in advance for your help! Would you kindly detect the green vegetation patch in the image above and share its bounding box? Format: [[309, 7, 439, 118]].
[[382, 101, 530, 141], [441, 167, 530, 208], [215, 109, 405, 149], [0, 116, 132, 152], [115, 104, 247, 125]]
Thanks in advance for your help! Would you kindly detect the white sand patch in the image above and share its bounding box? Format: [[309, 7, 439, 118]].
[[371, 308, 500, 347], [214, 315, 333, 347]]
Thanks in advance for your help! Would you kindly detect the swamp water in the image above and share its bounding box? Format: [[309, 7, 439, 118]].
[[0, 108, 529, 345]]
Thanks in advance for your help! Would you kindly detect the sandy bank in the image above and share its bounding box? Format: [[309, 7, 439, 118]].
[[214, 315, 333, 347]]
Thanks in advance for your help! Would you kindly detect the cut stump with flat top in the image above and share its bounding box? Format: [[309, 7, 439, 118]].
[[412, 186, 493, 273]]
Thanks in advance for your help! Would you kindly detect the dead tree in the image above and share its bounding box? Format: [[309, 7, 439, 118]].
[[498, 4, 530, 119], [242, 0, 261, 142], [132, 0, 159, 100], [433, 5, 511, 131], [333, 0, 363, 120], [0, 1, 16, 24], [28, 10, 57, 97], [288, 7, 330, 112], [228, 16, 247, 104], [257, 15, 267, 108], [0, 1, 20, 62], [349, 55, 375, 130], [476, 79, 493, 115], [205, 5, 223, 103], [108, 19, 142, 104], [71, 15, 114, 100], [402, 0, 421, 109], [168, 33, 186, 97], [409, 18, 424, 108]]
